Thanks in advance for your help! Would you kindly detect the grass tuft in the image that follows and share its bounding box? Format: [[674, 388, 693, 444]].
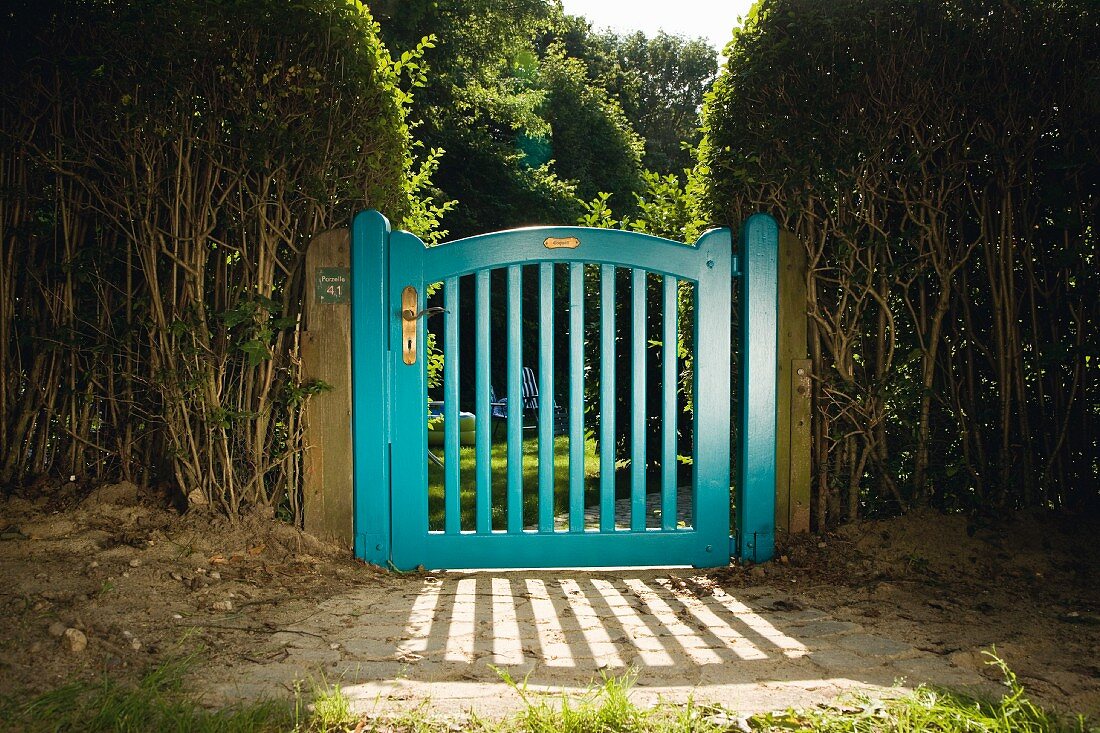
[[7, 653, 294, 733], [3, 650, 1095, 732], [748, 651, 1096, 733], [497, 667, 730, 733]]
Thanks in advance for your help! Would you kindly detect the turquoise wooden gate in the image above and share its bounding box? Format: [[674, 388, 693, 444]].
[[350, 210, 778, 571]]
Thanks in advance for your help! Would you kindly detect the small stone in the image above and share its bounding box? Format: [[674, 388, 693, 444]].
[[48, 621, 67, 637], [209, 571, 221, 580], [128, 559, 141, 568], [172, 613, 183, 619], [750, 565, 766, 578], [170, 572, 183, 582], [195, 567, 207, 575], [130, 639, 142, 651], [64, 628, 87, 653], [121, 571, 129, 578], [817, 541, 827, 548], [779, 555, 790, 564], [122, 630, 133, 639], [329, 643, 340, 650], [186, 488, 208, 507], [211, 600, 233, 612], [89, 561, 99, 569]]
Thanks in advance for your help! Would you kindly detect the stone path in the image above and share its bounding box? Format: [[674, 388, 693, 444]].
[[200, 570, 989, 719], [547, 490, 694, 531]]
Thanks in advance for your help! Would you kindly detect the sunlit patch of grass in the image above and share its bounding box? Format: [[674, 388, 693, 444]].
[[495, 666, 727, 733], [7, 654, 294, 732], [427, 435, 601, 530], [298, 680, 352, 733], [748, 653, 1095, 733]]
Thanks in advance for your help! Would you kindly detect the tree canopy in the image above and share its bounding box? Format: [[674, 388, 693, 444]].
[[372, 0, 716, 238]]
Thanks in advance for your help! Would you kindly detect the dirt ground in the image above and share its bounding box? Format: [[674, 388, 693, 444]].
[[1, 480, 1097, 721]]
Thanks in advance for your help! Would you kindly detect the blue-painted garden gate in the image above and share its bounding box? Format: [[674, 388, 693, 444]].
[[350, 210, 778, 571]]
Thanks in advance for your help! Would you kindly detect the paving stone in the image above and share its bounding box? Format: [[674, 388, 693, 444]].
[[286, 647, 342, 665], [834, 633, 917, 659], [541, 490, 695, 531], [773, 609, 830, 623], [198, 569, 989, 721], [888, 655, 974, 686], [341, 637, 402, 658], [807, 648, 878, 672], [791, 620, 862, 638]]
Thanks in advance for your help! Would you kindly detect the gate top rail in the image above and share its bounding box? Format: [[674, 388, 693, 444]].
[[389, 224, 733, 282]]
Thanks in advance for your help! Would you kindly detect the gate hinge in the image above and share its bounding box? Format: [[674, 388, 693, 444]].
[[731, 254, 741, 278], [729, 533, 738, 560]]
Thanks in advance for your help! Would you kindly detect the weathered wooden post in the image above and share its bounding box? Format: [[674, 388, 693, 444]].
[[301, 229, 354, 546], [776, 229, 812, 537]]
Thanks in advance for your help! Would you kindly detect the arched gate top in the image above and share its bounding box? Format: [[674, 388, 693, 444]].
[[354, 210, 733, 282]]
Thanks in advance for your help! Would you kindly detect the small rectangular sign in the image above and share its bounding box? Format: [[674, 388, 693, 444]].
[[544, 236, 580, 249], [315, 267, 350, 304]]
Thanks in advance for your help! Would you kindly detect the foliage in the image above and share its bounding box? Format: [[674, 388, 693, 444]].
[[575, 171, 708, 473], [537, 48, 645, 213], [373, 0, 705, 239], [0, 0, 440, 512], [373, 0, 592, 239], [544, 24, 719, 176], [700, 0, 1099, 524]]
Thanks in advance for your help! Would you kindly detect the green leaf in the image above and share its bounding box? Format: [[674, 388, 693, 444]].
[[238, 339, 272, 367]]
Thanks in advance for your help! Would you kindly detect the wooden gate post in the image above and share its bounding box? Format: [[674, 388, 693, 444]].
[[776, 230, 812, 538], [302, 228, 354, 547]]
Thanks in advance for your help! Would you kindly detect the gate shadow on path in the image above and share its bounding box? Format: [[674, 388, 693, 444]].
[[207, 570, 985, 717], [392, 574, 809, 672]]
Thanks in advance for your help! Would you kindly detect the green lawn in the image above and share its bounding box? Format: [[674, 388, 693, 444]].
[[426, 434, 602, 531]]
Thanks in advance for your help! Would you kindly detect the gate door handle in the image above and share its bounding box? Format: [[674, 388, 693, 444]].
[[399, 286, 446, 365], [402, 306, 446, 321]]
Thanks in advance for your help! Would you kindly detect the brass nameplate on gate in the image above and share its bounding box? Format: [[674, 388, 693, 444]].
[[544, 236, 580, 249]]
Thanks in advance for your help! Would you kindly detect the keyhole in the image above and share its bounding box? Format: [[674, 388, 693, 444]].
[[407, 338, 412, 351]]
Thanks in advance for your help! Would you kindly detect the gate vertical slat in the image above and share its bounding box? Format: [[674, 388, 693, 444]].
[[599, 265, 616, 532], [661, 276, 678, 531], [475, 271, 491, 534], [568, 264, 585, 532], [538, 263, 554, 532], [506, 265, 523, 533], [631, 269, 647, 532], [443, 277, 460, 534], [691, 228, 733, 566]]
